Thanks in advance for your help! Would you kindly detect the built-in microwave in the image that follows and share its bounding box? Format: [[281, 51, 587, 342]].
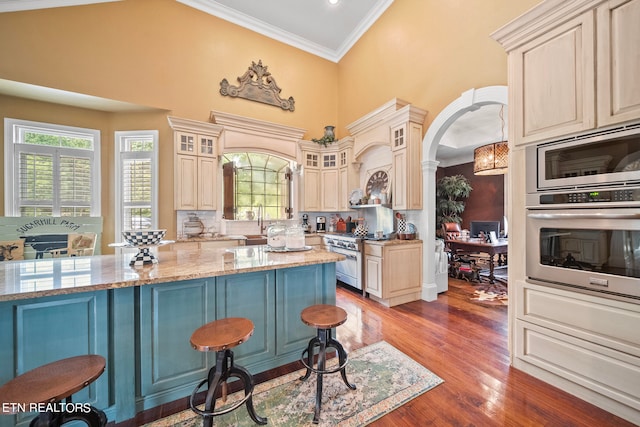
[[526, 123, 640, 195]]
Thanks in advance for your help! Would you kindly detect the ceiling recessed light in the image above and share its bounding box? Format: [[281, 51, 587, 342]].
[[328, 0, 339, 4]]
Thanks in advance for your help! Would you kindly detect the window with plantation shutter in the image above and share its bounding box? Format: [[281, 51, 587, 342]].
[[4, 118, 100, 217], [115, 131, 158, 237]]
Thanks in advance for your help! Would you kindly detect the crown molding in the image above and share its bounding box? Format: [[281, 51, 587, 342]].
[[177, 0, 394, 63]]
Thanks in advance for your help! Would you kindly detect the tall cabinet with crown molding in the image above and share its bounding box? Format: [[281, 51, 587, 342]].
[[492, 1, 640, 424], [168, 117, 223, 211]]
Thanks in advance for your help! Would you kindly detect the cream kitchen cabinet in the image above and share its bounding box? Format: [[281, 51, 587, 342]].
[[364, 240, 422, 307], [168, 117, 223, 211], [596, 0, 640, 127], [299, 139, 356, 212], [505, 0, 640, 146], [509, 11, 595, 145], [514, 280, 640, 424], [390, 121, 422, 210], [346, 100, 427, 211]]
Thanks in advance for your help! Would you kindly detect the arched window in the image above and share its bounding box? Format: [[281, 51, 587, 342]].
[[221, 152, 293, 220]]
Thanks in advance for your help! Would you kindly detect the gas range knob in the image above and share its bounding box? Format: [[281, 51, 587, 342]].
[[348, 243, 356, 250]]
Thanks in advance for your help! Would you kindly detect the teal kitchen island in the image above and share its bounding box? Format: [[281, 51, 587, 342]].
[[0, 245, 343, 426]]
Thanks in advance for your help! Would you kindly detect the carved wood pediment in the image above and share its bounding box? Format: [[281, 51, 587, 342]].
[[220, 60, 295, 111]]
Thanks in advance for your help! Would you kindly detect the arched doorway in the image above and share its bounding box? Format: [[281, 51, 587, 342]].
[[419, 85, 508, 301]]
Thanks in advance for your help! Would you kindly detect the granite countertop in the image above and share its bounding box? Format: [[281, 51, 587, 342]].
[[364, 238, 422, 246], [0, 246, 344, 302], [175, 235, 248, 242]]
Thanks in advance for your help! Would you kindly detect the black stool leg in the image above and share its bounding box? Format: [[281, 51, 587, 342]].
[[229, 364, 267, 425], [202, 351, 228, 427], [326, 335, 356, 390], [313, 328, 329, 424], [300, 327, 356, 424], [192, 349, 266, 426], [300, 336, 319, 381]]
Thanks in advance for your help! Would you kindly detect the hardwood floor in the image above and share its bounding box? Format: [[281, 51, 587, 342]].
[[125, 279, 635, 426], [331, 280, 635, 427]]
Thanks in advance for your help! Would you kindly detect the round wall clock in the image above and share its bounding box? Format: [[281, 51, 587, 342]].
[[366, 170, 389, 197]]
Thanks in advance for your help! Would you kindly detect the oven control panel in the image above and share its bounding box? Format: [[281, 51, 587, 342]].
[[535, 187, 640, 205]]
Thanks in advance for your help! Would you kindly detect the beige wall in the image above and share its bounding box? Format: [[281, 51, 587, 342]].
[[0, 0, 338, 130], [0, 0, 539, 251], [337, 0, 540, 134]]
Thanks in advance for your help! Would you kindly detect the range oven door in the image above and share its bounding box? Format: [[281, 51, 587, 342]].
[[328, 246, 362, 290], [526, 208, 640, 300]]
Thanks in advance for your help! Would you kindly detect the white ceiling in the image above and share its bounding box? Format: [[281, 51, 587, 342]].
[[0, 0, 503, 165]]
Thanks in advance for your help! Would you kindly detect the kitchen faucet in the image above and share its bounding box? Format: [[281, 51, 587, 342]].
[[257, 204, 266, 234]]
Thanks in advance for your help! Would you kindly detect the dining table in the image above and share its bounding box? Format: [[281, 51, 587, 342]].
[[444, 238, 508, 284]]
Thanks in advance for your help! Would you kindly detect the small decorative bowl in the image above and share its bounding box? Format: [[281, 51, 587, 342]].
[[122, 229, 167, 246]]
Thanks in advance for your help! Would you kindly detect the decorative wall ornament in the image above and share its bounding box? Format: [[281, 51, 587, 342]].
[[220, 60, 295, 111]]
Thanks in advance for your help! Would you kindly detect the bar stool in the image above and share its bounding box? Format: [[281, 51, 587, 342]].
[[0, 355, 107, 427], [300, 304, 356, 424], [189, 317, 267, 426]]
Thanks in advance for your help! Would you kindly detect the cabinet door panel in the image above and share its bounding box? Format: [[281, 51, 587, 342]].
[[513, 13, 595, 144], [175, 154, 197, 210], [275, 265, 322, 355], [365, 256, 382, 297], [197, 156, 216, 210], [392, 150, 407, 209], [138, 279, 215, 397], [321, 169, 339, 211], [597, 0, 640, 126], [216, 271, 275, 366], [0, 292, 109, 426], [302, 169, 320, 211]]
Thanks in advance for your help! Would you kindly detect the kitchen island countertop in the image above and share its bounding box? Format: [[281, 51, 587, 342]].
[[0, 245, 344, 302]]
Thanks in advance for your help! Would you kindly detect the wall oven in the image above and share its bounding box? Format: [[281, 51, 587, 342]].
[[526, 207, 640, 301], [526, 124, 640, 302]]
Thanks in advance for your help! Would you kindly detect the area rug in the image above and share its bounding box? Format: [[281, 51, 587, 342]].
[[471, 279, 508, 306], [471, 289, 508, 305], [145, 341, 443, 427]]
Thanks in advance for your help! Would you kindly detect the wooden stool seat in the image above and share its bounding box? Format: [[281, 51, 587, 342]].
[[0, 355, 105, 410], [0, 355, 107, 427], [301, 304, 348, 329], [300, 304, 355, 424], [189, 317, 266, 426], [190, 317, 254, 352]]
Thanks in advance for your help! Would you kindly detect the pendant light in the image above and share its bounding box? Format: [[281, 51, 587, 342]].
[[474, 105, 509, 175]]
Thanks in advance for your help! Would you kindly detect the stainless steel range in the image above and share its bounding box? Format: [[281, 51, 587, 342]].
[[323, 234, 364, 291]]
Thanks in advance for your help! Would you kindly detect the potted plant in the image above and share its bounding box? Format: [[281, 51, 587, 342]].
[[436, 174, 472, 235]]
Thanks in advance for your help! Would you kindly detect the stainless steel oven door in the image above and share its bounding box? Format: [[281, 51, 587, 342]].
[[526, 208, 640, 300], [329, 246, 362, 290]]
